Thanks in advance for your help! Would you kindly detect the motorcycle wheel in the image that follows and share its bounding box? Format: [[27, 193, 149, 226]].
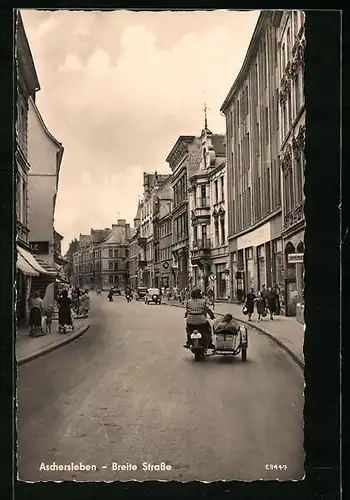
[[241, 347, 247, 362]]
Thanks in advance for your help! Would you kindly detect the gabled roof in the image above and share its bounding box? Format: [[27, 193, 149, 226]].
[[91, 228, 110, 243], [102, 225, 128, 245]]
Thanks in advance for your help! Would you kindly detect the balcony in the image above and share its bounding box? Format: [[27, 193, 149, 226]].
[[283, 203, 305, 232], [137, 237, 147, 247], [190, 239, 212, 264]]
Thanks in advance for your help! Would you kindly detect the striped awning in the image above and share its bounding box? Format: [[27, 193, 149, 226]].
[[17, 246, 53, 276], [16, 252, 39, 276]]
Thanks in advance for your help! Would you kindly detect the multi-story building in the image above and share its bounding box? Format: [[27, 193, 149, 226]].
[[95, 220, 131, 290], [166, 136, 199, 290], [138, 172, 168, 287], [152, 175, 173, 290], [15, 12, 55, 325], [73, 221, 131, 290], [27, 94, 65, 302], [221, 11, 282, 303], [277, 10, 305, 322], [129, 201, 141, 289], [188, 124, 227, 297], [207, 137, 228, 300]]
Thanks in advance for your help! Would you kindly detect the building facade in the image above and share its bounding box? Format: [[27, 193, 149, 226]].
[[277, 10, 306, 322], [152, 175, 173, 290], [127, 227, 138, 290], [188, 126, 228, 297], [138, 172, 169, 287], [27, 95, 65, 302], [15, 12, 56, 325], [72, 222, 131, 290], [221, 11, 283, 304], [166, 136, 197, 290]]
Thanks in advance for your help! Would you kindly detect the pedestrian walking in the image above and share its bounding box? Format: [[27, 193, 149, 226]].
[[260, 284, 268, 300], [80, 290, 90, 316], [58, 289, 73, 333], [254, 291, 267, 321], [244, 288, 256, 321], [29, 290, 44, 337], [274, 284, 281, 315], [267, 287, 278, 320]]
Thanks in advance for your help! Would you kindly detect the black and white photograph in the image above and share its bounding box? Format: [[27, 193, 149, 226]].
[[15, 9, 306, 482]]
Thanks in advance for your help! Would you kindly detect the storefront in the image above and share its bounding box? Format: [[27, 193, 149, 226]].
[[283, 239, 304, 319], [215, 263, 228, 299], [244, 247, 254, 293], [257, 244, 266, 290]]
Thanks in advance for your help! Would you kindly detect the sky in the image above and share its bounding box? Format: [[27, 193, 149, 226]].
[[21, 9, 260, 254]]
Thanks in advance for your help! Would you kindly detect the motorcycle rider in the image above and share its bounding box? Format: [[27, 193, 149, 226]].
[[125, 285, 132, 302], [184, 288, 215, 349], [108, 287, 114, 302]]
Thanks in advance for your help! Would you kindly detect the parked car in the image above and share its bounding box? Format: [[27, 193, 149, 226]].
[[135, 286, 148, 301], [111, 287, 122, 295], [145, 288, 162, 305]]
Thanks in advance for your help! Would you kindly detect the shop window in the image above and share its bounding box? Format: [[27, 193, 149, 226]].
[[246, 247, 253, 260]]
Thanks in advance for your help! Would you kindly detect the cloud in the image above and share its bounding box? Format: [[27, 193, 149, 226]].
[[20, 9, 260, 252]]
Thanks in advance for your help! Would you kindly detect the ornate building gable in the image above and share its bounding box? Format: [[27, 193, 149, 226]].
[[166, 136, 195, 172]]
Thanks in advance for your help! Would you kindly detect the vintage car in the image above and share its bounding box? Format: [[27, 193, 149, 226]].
[[135, 286, 148, 301], [145, 288, 162, 305], [111, 286, 122, 295]]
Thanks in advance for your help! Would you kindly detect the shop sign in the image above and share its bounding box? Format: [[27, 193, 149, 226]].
[[288, 253, 304, 264]]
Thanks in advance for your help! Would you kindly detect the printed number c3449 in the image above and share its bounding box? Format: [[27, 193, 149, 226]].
[[265, 464, 288, 470]]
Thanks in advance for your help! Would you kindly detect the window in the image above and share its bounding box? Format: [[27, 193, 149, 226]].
[[288, 88, 292, 125], [214, 180, 218, 203], [281, 43, 286, 71], [245, 85, 249, 114], [114, 262, 118, 271], [109, 261, 113, 270], [22, 180, 27, 225], [194, 225, 198, 247], [265, 107, 269, 144], [246, 133, 250, 169], [247, 187, 251, 225], [202, 225, 207, 246], [295, 154, 304, 205], [214, 218, 219, 246], [256, 123, 260, 156], [246, 247, 253, 259], [286, 27, 291, 56], [220, 176, 224, 201], [236, 100, 240, 127], [109, 249, 113, 258], [16, 173, 21, 221], [220, 216, 225, 245], [200, 184, 206, 206], [114, 249, 118, 258], [293, 11, 299, 38], [267, 168, 271, 212]]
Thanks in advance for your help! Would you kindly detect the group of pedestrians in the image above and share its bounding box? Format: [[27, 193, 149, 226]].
[[244, 285, 281, 322], [27, 285, 90, 337]]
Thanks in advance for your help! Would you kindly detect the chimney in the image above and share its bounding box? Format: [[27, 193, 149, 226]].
[[117, 219, 126, 226]]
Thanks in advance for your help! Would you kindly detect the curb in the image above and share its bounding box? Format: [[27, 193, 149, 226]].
[[162, 302, 304, 369], [17, 323, 91, 366]]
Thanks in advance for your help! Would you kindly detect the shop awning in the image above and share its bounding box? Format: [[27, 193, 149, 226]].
[[17, 246, 53, 276], [16, 252, 39, 276]]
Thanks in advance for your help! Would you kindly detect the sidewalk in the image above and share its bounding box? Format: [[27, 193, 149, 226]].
[[16, 318, 90, 366], [163, 299, 304, 368]]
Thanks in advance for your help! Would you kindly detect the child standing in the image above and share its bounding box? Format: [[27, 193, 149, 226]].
[[44, 304, 54, 334]]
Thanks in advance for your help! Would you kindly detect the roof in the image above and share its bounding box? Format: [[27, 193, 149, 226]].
[[91, 229, 111, 243], [211, 134, 226, 156], [165, 135, 195, 163], [102, 225, 128, 245], [220, 11, 269, 112]]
